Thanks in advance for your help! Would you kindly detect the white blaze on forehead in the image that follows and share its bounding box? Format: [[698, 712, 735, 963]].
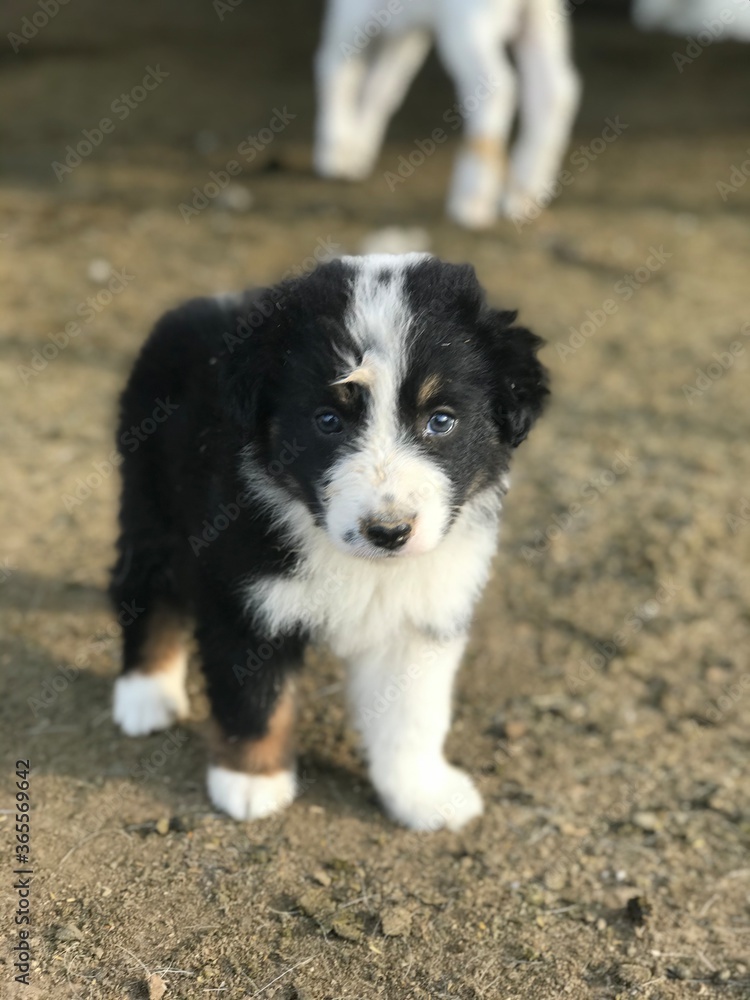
[[337, 253, 431, 453], [342, 253, 431, 359]]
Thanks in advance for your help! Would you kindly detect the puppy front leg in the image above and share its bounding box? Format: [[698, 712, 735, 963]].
[[349, 632, 482, 831], [196, 602, 305, 821]]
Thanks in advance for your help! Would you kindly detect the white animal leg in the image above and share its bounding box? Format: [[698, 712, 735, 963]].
[[314, 41, 371, 180], [437, 20, 517, 228], [348, 632, 483, 831], [357, 29, 432, 174], [503, 0, 580, 222]]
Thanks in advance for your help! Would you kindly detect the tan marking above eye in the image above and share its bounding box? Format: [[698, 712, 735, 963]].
[[417, 374, 443, 409], [332, 355, 378, 389]]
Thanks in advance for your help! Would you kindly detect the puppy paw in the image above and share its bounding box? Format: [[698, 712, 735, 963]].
[[207, 766, 297, 821], [376, 762, 483, 831], [113, 670, 189, 736]]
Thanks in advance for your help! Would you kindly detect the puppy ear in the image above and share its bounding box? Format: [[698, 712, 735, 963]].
[[482, 309, 549, 448]]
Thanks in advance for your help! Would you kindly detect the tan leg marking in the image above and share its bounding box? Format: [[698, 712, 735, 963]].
[[464, 136, 506, 164], [212, 680, 296, 776], [136, 606, 188, 676]]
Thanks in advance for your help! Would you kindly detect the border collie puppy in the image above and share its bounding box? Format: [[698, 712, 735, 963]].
[[111, 254, 548, 831]]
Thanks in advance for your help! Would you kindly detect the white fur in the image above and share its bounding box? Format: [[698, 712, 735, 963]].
[[113, 653, 189, 736], [314, 0, 580, 227], [349, 633, 484, 830], [633, 0, 750, 39], [242, 497, 497, 828], [244, 487, 500, 656], [239, 258, 503, 828], [207, 766, 297, 821]]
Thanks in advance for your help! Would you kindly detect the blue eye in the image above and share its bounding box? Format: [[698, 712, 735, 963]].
[[315, 410, 343, 434], [426, 411, 456, 436]]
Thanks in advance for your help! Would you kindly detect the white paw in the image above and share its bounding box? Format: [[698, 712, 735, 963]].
[[446, 191, 498, 230], [446, 150, 502, 229], [314, 139, 374, 181], [374, 761, 483, 831], [113, 669, 189, 737], [501, 185, 547, 225], [207, 766, 297, 821]]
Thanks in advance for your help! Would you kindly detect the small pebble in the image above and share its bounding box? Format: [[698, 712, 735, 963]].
[[217, 185, 254, 213], [632, 811, 661, 832], [381, 906, 412, 937], [57, 924, 83, 942], [504, 719, 528, 741], [147, 972, 167, 1000], [331, 911, 364, 942], [87, 258, 111, 284], [619, 963, 652, 985], [155, 817, 170, 836], [544, 868, 567, 891]]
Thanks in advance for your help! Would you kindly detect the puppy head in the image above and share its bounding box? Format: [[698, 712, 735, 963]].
[[223, 254, 548, 559]]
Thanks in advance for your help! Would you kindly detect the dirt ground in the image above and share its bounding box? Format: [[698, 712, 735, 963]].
[[2, 2, 750, 998]]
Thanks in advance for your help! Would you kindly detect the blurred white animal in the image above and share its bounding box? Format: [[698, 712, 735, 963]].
[[314, 0, 580, 228], [632, 0, 750, 40]]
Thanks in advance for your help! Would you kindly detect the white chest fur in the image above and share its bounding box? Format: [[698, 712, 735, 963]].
[[243, 493, 501, 660]]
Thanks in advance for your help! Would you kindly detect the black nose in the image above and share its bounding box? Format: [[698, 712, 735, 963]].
[[363, 520, 412, 550]]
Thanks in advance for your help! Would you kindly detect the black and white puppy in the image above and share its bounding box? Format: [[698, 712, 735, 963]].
[[111, 253, 548, 831]]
